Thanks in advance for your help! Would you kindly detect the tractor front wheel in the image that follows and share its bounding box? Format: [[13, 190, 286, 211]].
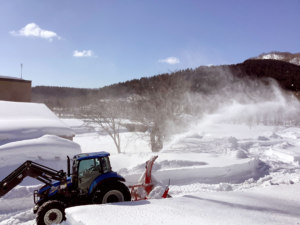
[[36, 200, 66, 225], [93, 181, 131, 204]]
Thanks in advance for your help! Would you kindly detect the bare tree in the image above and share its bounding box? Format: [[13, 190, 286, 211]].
[[80, 101, 124, 154], [132, 79, 190, 152]]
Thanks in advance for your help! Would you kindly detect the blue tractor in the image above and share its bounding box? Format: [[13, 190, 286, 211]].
[[0, 151, 131, 225]]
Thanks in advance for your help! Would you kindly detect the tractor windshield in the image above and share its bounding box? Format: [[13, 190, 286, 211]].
[[76, 157, 112, 193], [77, 158, 101, 193], [78, 158, 101, 178]]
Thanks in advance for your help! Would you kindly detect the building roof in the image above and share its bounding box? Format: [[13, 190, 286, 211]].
[[0, 75, 31, 83]]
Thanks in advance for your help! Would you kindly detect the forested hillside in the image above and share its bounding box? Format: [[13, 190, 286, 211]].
[[32, 59, 300, 108]]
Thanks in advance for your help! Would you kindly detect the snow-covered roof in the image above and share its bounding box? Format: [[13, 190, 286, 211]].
[[0, 75, 30, 82], [0, 101, 75, 145]]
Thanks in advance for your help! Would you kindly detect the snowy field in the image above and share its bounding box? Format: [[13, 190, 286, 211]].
[[1, 121, 300, 224], [60, 121, 300, 225], [1, 85, 300, 224]]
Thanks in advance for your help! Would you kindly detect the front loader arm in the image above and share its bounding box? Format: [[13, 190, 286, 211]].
[[0, 160, 66, 198]]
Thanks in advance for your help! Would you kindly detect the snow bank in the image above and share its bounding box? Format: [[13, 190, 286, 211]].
[[64, 183, 300, 225], [0, 135, 81, 180], [124, 156, 269, 186], [0, 185, 39, 216], [0, 101, 75, 145]]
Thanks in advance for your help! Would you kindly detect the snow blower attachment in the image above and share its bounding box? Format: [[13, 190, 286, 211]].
[[129, 156, 170, 200]]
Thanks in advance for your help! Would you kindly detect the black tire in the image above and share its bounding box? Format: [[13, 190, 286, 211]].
[[93, 181, 131, 204], [36, 200, 66, 225]]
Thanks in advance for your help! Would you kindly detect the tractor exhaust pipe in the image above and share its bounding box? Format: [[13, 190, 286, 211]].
[[67, 156, 70, 177]]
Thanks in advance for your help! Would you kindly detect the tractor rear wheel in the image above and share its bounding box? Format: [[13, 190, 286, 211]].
[[36, 200, 66, 225], [93, 181, 131, 204]]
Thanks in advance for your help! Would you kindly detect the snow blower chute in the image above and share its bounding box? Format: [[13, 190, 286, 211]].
[[129, 156, 170, 200]]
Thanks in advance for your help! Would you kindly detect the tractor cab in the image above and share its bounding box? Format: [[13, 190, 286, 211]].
[[71, 152, 112, 194]]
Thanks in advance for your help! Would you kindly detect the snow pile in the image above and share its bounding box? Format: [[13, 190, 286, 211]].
[[0, 101, 75, 145], [64, 183, 300, 225], [0, 135, 81, 180], [123, 155, 268, 186]]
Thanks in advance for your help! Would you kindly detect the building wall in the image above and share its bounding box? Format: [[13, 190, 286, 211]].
[[0, 78, 31, 102]]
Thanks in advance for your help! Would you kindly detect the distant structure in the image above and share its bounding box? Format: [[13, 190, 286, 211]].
[[0, 76, 31, 102]]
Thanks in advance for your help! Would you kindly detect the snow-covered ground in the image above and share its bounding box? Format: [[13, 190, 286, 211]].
[[62, 119, 300, 225], [1, 85, 300, 224], [2, 119, 300, 225], [64, 183, 300, 225]]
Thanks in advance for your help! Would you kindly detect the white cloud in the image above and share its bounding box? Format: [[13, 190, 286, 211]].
[[10, 23, 61, 41], [159, 57, 180, 65], [73, 50, 95, 58]]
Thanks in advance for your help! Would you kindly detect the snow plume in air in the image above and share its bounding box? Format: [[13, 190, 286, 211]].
[[160, 67, 300, 140], [10, 23, 61, 41], [185, 68, 300, 127], [161, 67, 300, 151]]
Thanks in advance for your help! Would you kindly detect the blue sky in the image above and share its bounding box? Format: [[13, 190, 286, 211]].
[[0, 0, 299, 88]]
